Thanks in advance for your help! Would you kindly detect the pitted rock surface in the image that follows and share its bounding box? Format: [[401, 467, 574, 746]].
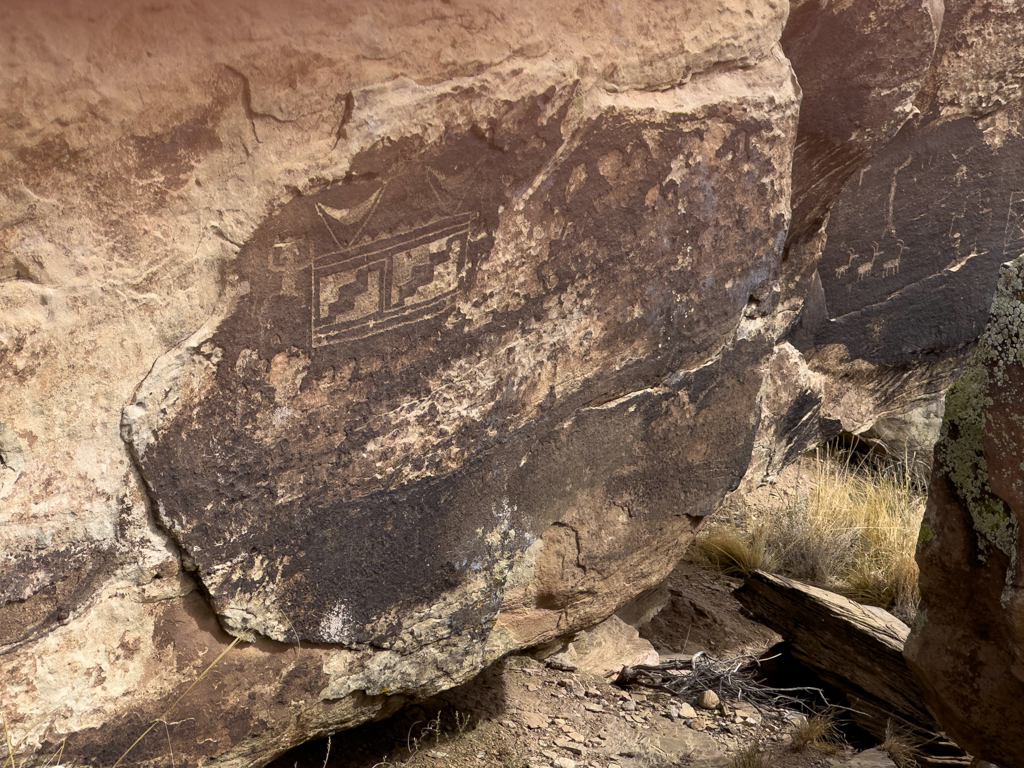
[[122, 68, 798, 647], [1, 2, 802, 765]]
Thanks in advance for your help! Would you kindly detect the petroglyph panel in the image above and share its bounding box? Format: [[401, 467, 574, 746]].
[[123, 86, 583, 646], [806, 113, 1024, 365], [123, 63, 799, 647]]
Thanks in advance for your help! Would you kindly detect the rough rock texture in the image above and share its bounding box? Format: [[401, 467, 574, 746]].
[[742, 0, 1024, 490], [863, 397, 946, 462], [906, 255, 1024, 767], [559, 615, 660, 679], [0, 2, 799, 766], [4, 0, 1022, 765], [121, 58, 798, 649], [737, 0, 947, 486], [737, 571, 931, 733]]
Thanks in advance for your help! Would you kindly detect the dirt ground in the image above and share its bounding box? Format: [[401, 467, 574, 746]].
[[272, 562, 899, 768]]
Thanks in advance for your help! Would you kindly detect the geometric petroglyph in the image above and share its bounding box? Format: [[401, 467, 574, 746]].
[[270, 241, 305, 296], [1003, 191, 1024, 256], [312, 213, 474, 347]]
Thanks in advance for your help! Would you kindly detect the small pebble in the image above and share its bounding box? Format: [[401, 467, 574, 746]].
[[696, 689, 720, 710], [677, 702, 697, 718]]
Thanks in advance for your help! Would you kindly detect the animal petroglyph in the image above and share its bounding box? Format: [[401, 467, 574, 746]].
[[881, 258, 900, 276], [882, 239, 905, 276], [835, 248, 857, 278], [855, 242, 883, 280]]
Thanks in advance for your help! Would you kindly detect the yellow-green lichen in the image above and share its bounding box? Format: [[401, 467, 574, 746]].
[[913, 606, 927, 631], [937, 256, 1024, 562], [917, 520, 935, 546]]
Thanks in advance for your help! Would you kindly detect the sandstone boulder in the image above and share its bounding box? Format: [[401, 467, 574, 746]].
[[737, 0, 946, 486], [562, 615, 660, 679], [0, 2, 797, 765], [906, 254, 1024, 767]]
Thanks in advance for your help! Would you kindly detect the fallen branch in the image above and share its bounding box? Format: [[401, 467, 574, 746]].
[[617, 651, 832, 722]]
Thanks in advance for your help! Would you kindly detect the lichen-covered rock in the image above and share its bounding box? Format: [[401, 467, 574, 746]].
[[0, 1, 797, 765], [906, 255, 1024, 766]]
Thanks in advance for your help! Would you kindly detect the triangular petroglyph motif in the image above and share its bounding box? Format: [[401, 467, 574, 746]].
[[315, 185, 386, 247]]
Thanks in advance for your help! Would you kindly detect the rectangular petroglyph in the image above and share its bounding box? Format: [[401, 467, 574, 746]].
[[270, 241, 305, 296], [311, 213, 473, 347]]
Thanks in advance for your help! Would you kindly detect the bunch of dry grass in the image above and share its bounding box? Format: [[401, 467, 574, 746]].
[[880, 721, 924, 768], [690, 524, 780, 577], [691, 447, 924, 622], [789, 709, 846, 754], [726, 743, 771, 768]]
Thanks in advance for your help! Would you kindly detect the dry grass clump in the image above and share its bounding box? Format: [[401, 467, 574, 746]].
[[691, 525, 780, 577], [879, 721, 923, 768], [789, 709, 846, 754], [691, 447, 924, 622], [726, 743, 771, 768]]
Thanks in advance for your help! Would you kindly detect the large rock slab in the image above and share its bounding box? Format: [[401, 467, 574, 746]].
[[796, 0, 1024, 378], [121, 58, 798, 648], [734, 0, 945, 487], [736, 572, 969, 767], [0, 1, 796, 765], [807, 101, 1024, 368], [736, 571, 929, 731], [749, 0, 1024, 489], [906, 254, 1024, 767]]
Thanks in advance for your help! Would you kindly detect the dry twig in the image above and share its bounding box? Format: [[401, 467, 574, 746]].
[[617, 651, 832, 723]]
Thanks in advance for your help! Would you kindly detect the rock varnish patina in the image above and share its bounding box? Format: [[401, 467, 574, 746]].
[[16, 0, 1024, 764], [1, 2, 800, 765], [123, 60, 799, 651]]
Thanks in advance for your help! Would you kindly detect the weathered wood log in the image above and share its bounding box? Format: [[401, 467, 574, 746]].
[[735, 570, 969, 766]]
